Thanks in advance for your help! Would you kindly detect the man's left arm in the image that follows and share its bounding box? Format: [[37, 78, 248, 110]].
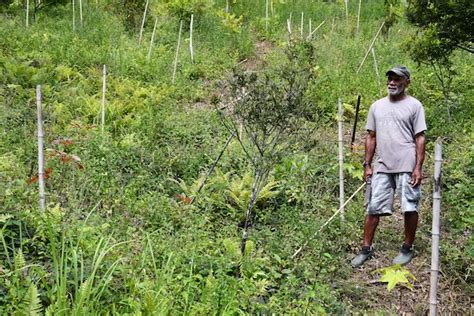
[[410, 132, 426, 187]]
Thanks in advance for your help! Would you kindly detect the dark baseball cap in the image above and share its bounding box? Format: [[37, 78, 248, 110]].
[[386, 66, 410, 79]]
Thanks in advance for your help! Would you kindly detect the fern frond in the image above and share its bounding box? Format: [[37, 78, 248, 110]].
[[25, 283, 43, 316], [14, 248, 26, 272]]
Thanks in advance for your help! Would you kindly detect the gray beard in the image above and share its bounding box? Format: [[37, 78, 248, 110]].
[[387, 87, 404, 96]]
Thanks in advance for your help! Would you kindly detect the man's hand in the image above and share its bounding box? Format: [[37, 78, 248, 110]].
[[410, 167, 423, 187], [364, 166, 373, 182]]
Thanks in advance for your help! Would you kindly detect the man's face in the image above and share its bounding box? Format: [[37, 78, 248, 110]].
[[387, 74, 409, 96]]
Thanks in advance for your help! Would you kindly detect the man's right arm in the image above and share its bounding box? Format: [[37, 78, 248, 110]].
[[364, 130, 376, 181]]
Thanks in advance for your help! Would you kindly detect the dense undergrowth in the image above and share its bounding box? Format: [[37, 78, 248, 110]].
[[1, 0, 472, 314]]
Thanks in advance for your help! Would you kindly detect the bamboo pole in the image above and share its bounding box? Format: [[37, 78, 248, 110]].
[[356, 21, 385, 74], [36, 85, 45, 213], [189, 14, 194, 63], [172, 20, 183, 84], [138, 0, 149, 45], [292, 182, 366, 259], [26, 0, 29, 27], [371, 48, 382, 96], [79, 0, 83, 27], [306, 20, 325, 40], [338, 98, 345, 220], [356, 0, 362, 34], [72, 0, 76, 31], [300, 12, 304, 39], [265, 0, 269, 32], [147, 17, 158, 61], [429, 139, 442, 316], [101, 65, 106, 133]]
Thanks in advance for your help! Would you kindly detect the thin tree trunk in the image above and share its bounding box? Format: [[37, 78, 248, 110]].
[[240, 169, 262, 257], [356, 21, 385, 74], [172, 20, 183, 84], [147, 17, 158, 60], [189, 14, 194, 63], [338, 98, 345, 220], [138, 0, 149, 45], [101, 65, 106, 134], [36, 85, 45, 213], [190, 131, 236, 205], [429, 139, 442, 316]]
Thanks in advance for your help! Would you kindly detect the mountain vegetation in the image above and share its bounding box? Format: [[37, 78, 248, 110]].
[[1, 0, 472, 314]]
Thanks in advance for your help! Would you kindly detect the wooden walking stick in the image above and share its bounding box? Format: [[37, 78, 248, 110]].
[[429, 139, 442, 315]]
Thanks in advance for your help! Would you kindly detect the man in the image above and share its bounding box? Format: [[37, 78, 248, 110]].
[[351, 65, 427, 268]]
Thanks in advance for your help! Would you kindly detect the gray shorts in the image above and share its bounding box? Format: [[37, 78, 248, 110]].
[[367, 172, 421, 216]]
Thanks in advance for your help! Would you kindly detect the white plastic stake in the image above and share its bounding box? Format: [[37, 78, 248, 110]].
[[26, 0, 29, 27], [338, 98, 345, 220], [79, 0, 83, 27], [357, 0, 362, 34], [300, 12, 304, 39], [101, 65, 106, 133], [344, 0, 349, 20], [306, 20, 325, 40], [189, 14, 194, 63], [138, 0, 149, 45], [148, 17, 158, 60], [356, 21, 385, 74], [172, 20, 183, 84], [429, 139, 442, 316], [72, 0, 76, 31], [371, 48, 382, 96], [265, 0, 269, 32], [308, 18, 312, 40], [36, 85, 45, 213]]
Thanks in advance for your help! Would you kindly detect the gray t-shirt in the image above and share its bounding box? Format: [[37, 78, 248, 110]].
[[366, 95, 427, 173]]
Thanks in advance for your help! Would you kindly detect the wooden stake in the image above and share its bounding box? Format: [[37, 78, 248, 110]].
[[36, 85, 45, 213], [356, 0, 362, 34], [172, 20, 183, 84], [292, 182, 366, 259], [26, 0, 29, 27], [338, 98, 345, 220], [429, 139, 442, 316], [138, 0, 149, 45], [147, 17, 158, 61], [371, 48, 382, 96], [101, 65, 106, 133], [356, 21, 385, 74], [79, 0, 83, 27], [189, 14, 194, 63], [72, 0, 76, 31]]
